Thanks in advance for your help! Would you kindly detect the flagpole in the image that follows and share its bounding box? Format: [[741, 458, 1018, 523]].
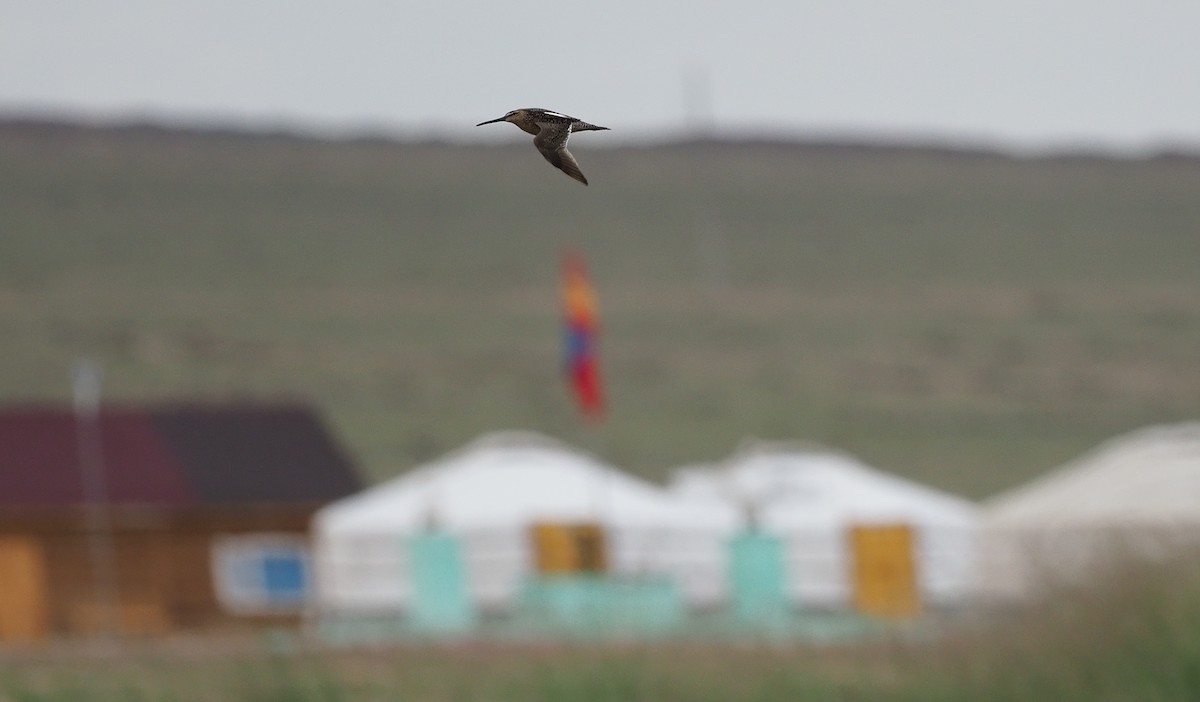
[[579, 414, 610, 533], [560, 249, 614, 563], [73, 358, 120, 640]]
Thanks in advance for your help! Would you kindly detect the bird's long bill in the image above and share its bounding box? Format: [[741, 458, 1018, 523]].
[[476, 116, 506, 126]]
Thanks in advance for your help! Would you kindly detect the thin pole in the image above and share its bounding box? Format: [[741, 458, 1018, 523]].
[[73, 359, 120, 640], [682, 63, 728, 302], [575, 422, 615, 576], [581, 424, 611, 525]]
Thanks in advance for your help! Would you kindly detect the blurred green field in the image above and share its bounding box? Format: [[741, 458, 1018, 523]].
[[2, 121, 1199, 497]]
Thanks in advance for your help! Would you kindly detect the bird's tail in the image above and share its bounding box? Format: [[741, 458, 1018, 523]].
[[572, 122, 610, 132]]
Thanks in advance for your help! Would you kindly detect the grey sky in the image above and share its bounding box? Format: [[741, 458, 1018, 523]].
[[2, 1, 1198, 152]]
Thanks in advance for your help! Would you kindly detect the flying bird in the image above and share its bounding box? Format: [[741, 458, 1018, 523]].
[[476, 108, 609, 185]]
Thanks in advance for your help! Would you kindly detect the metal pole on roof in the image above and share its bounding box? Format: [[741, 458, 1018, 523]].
[[73, 358, 121, 641]]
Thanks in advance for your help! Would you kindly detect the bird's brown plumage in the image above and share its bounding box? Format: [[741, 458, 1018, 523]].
[[476, 108, 609, 185], [533, 123, 588, 185]]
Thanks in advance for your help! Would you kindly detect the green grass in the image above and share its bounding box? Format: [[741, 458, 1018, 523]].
[[6, 556, 1200, 700], [3, 122, 1200, 496]]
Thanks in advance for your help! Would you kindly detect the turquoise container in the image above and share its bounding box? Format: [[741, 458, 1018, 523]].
[[407, 531, 476, 633], [518, 575, 684, 636], [728, 531, 788, 624]]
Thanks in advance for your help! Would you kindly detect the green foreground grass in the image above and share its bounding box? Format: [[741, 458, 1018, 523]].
[[5, 558, 1200, 701], [3, 122, 1200, 497]]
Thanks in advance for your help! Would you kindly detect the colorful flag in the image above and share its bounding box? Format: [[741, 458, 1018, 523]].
[[561, 250, 604, 420]]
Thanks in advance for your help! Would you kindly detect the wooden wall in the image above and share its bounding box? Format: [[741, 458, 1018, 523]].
[[0, 506, 316, 640]]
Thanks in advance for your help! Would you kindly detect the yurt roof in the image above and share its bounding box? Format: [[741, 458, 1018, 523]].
[[984, 422, 1200, 528], [671, 440, 977, 527], [318, 431, 735, 534]]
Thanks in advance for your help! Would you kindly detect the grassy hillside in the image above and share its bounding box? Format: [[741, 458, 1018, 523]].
[[2, 121, 1199, 497]]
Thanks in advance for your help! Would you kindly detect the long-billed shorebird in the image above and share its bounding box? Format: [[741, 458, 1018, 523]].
[[476, 108, 609, 185]]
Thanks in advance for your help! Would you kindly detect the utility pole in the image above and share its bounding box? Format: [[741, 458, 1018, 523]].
[[73, 358, 120, 640], [683, 63, 729, 304]]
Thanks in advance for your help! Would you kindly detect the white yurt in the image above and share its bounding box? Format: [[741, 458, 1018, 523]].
[[313, 431, 738, 616], [979, 422, 1200, 602], [670, 441, 979, 610]]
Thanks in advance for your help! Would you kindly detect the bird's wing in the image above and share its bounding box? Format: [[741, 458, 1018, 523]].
[[533, 122, 570, 152], [534, 109, 575, 122], [534, 126, 588, 185]]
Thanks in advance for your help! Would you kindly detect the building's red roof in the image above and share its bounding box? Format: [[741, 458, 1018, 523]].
[[0, 404, 362, 508]]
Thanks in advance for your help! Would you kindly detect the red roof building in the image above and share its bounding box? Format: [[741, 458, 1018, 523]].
[[0, 403, 363, 641]]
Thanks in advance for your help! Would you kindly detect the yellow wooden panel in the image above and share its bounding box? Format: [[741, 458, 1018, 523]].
[[0, 536, 50, 642], [532, 523, 579, 574], [573, 524, 608, 574], [531, 523, 609, 575], [850, 524, 921, 618]]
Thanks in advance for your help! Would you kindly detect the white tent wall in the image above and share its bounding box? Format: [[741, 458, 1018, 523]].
[[671, 441, 980, 610], [978, 423, 1200, 603], [918, 523, 978, 605], [763, 520, 977, 610], [313, 529, 413, 614], [978, 524, 1200, 603], [777, 525, 847, 608], [611, 525, 734, 607], [315, 523, 734, 616], [312, 432, 739, 616]]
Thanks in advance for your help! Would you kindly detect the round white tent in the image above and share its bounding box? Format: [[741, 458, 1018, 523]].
[[313, 431, 737, 615], [979, 422, 1200, 602], [670, 441, 979, 610]]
